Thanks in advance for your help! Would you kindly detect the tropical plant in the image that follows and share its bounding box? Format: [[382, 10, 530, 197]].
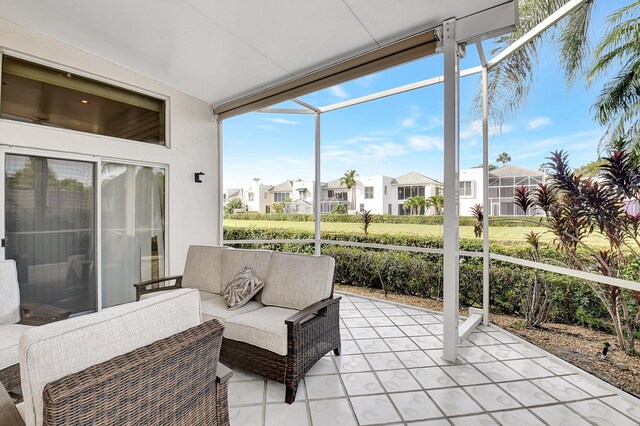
[[470, 204, 484, 238], [361, 210, 373, 237], [474, 0, 594, 124], [428, 194, 445, 214], [340, 169, 358, 209], [514, 186, 534, 216], [271, 202, 285, 214], [515, 149, 640, 353], [520, 231, 552, 327], [332, 204, 347, 214], [403, 196, 427, 215], [589, 0, 640, 151], [496, 152, 511, 166], [224, 197, 243, 214]]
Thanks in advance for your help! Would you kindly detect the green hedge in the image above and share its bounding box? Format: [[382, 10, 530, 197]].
[[224, 212, 547, 227], [223, 226, 609, 327]]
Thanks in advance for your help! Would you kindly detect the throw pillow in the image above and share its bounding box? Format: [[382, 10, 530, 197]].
[[222, 266, 264, 310]]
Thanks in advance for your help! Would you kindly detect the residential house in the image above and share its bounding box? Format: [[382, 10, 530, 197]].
[[459, 164, 545, 216]]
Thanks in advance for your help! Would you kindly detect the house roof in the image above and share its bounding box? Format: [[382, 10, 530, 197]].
[[269, 180, 293, 192], [391, 172, 441, 186], [326, 178, 349, 189], [490, 164, 542, 177], [0, 2, 515, 107], [227, 188, 242, 198]]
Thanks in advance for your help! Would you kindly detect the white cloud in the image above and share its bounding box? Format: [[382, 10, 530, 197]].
[[364, 142, 408, 158], [461, 120, 512, 139], [268, 118, 297, 125], [408, 135, 443, 151], [329, 85, 349, 99], [402, 117, 416, 128], [527, 116, 552, 130]]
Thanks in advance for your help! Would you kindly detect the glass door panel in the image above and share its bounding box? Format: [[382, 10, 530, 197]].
[[5, 154, 96, 313], [101, 162, 165, 307]]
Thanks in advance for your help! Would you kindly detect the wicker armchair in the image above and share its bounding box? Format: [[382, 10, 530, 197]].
[[0, 260, 70, 395], [0, 320, 232, 426]]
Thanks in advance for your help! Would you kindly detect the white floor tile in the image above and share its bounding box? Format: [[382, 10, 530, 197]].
[[464, 384, 521, 411], [428, 388, 483, 416], [502, 359, 553, 379], [341, 340, 362, 355], [266, 380, 306, 403], [499, 380, 557, 407], [563, 374, 617, 397], [342, 371, 385, 396], [385, 336, 420, 351], [343, 317, 370, 328], [531, 376, 591, 402], [567, 399, 639, 426], [458, 346, 497, 363], [600, 395, 640, 422], [491, 409, 546, 425], [481, 344, 525, 360], [335, 354, 371, 373], [367, 316, 395, 327], [375, 325, 405, 337], [451, 414, 499, 426], [391, 315, 419, 326], [349, 326, 379, 339], [474, 361, 523, 382], [411, 335, 443, 350], [308, 399, 357, 426], [407, 420, 451, 426], [230, 404, 263, 426], [304, 374, 345, 399], [531, 404, 592, 426], [229, 381, 265, 406], [376, 369, 422, 392], [306, 356, 338, 376], [532, 356, 575, 375], [264, 402, 309, 426], [365, 352, 404, 370], [411, 366, 458, 389], [358, 308, 385, 317], [441, 365, 491, 386], [390, 391, 442, 421], [508, 342, 545, 357], [466, 332, 502, 346], [356, 338, 391, 353], [399, 325, 430, 336], [350, 394, 402, 425], [397, 350, 437, 368]]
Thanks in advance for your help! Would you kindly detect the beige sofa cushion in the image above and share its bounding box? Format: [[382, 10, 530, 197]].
[[181, 245, 228, 294], [200, 293, 263, 326], [222, 249, 272, 287], [0, 260, 21, 326], [20, 288, 201, 426], [0, 324, 33, 370], [225, 306, 298, 356], [262, 252, 335, 310]]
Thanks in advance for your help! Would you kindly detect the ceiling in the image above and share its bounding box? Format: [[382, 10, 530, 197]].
[[0, 0, 514, 107]]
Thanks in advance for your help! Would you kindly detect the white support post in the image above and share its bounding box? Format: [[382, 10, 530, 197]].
[[314, 112, 321, 255], [217, 118, 225, 246], [481, 66, 490, 326], [442, 18, 460, 363]]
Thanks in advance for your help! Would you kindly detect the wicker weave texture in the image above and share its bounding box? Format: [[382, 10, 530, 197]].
[[0, 364, 20, 393], [41, 319, 229, 426]]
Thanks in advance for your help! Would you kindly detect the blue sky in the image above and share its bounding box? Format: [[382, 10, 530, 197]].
[[223, 2, 620, 190]]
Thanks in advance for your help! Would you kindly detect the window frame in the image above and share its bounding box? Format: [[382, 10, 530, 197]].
[[364, 186, 374, 199]]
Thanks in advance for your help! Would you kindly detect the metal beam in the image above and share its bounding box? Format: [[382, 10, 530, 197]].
[[314, 111, 322, 255], [256, 108, 314, 114], [487, 0, 587, 68], [320, 66, 481, 113], [454, 1, 517, 44], [292, 98, 320, 113], [476, 42, 487, 67], [481, 66, 490, 326], [442, 18, 461, 364]]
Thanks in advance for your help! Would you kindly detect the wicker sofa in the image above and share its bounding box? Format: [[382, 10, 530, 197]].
[[4, 288, 231, 426], [135, 246, 341, 404]]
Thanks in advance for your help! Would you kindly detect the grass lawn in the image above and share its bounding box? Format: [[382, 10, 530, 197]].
[[224, 219, 609, 245]]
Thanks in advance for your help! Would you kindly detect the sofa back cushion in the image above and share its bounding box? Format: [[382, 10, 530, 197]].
[[182, 245, 227, 294], [20, 288, 201, 426], [222, 249, 272, 292], [0, 260, 20, 326], [262, 252, 335, 310]]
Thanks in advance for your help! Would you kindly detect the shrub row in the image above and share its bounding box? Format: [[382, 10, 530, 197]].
[[224, 212, 548, 227], [223, 227, 609, 328]]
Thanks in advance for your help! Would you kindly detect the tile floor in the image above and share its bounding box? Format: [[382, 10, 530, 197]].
[[226, 293, 640, 426]]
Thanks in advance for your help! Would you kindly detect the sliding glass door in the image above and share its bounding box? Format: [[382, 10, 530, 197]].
[[101, 162, 165, 307], [4, 154, 96, 313]]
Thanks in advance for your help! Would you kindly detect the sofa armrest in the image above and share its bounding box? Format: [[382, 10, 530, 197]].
[[19, 302, 70, 325], [285, 297, 341, 326], [215, 362, 233, 384], [134, 275, 183, 301], [0, 383, 24, 426]]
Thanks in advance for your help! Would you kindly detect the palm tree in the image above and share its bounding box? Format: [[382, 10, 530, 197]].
[[403, 196, 427, 215], [340, 169, 358, 210], [428, 194, 445, 215], [497, 152, 511, 166], [589, 1, 640, 151], [474, 0, 594, 124]]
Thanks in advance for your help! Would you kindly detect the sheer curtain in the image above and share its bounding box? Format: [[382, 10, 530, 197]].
[[101, 162, 165, 307]]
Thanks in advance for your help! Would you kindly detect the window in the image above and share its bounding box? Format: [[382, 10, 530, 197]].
[[384, 186, 387, 195], [1, 56, 166, 145], [388, 204, 392, 214], [248, 192, 254, 201], [328, 190, 347, 199], [273, 192, 289, 202], [265, 205, 271, 213], [398, 203, 411, 215], [364, 187, 374, 199], [264, 192, 267, 199], [359, 204, 365, 212], [459, 181, 473, 197], [397, 186, 425, 200]]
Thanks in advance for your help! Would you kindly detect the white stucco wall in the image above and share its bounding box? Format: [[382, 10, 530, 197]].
[[459, 168, 483, 216], [0, 19, 219, 275]]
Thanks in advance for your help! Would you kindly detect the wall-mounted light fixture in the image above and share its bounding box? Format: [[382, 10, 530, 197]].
[[195, 172, 205, 183]]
